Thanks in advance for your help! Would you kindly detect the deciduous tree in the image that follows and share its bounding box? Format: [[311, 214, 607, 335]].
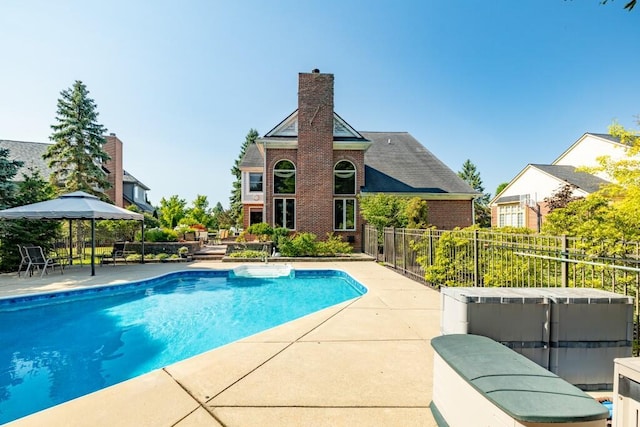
[[600, 0, 636, 10], [183, 195, 215, 229], [158, 195, 187, 229], [543, 183, 583, 212]]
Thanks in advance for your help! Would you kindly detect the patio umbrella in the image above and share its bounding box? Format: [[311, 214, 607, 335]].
[[0, 191, 144, 276]]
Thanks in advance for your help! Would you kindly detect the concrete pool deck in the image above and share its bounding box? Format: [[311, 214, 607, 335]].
[[0, 260, 440, 426]]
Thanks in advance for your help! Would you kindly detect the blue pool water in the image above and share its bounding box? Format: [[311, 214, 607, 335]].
[[0, 268, 366, 424]]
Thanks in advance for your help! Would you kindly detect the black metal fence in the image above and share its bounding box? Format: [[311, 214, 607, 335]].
[[364, 224, 640, 307], [364, 225, 640, 353]]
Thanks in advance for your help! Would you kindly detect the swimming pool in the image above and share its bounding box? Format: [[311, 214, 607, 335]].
[[0, 267, 367, 424]]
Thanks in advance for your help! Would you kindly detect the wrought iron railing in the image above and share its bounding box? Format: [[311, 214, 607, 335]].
[[364, 225, 640, 352]]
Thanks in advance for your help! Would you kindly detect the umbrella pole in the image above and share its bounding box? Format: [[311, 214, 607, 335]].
[[141, 220, 145, 264], [91, 219, 96, 276], [68, 219, 73, 266]]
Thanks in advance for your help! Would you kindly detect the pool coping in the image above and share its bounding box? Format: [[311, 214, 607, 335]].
[[1, 260, 441, 427]]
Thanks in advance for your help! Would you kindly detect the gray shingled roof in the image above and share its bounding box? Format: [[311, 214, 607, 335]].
[[361, 132, 477, 195], [0, 139, 53, 180], [586, 133, 621, 144], [531, 164, 609, 193], [239, 143, 263, 168], [241, 132, 477, 196], [123, 170, 150, 190]]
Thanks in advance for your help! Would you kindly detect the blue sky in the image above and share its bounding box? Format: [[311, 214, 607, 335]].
[[1, 1, 638, 208]]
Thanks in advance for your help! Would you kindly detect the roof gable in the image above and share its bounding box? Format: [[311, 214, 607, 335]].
[[552, 132, 626, 166], [264, 110, 367, 141]]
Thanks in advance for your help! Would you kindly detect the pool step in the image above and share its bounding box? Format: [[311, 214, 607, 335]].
[[192, 245, 227, 261]]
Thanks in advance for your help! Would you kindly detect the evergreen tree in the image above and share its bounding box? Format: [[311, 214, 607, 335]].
[[0, 146, 23, 209], [44, 80, 111, 198], [229, 129, 259, 227], [458, 159, 491, 227], [0, 168, 60, 272]]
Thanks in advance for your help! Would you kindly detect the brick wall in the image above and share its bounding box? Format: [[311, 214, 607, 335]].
[[427, 199, 474, 230], [103, 134, 123, 207], [296, 71, 335, 237]]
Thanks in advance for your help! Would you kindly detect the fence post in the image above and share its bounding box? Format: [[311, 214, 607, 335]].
[[402, 228, 407, 275], [561, 235, 568, 288], [392, 227, 397, 269], [428, 228, 433, 267], [474, 229, 479, 287]]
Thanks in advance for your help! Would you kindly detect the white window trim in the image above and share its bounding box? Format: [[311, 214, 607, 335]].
[[274, 197, 296, 230], [273, 160, 296, 195], [333, 160, 356, 196], [498, 204, 524, 228], [248, 172, 263, 193], [334, 198, 356, 231]]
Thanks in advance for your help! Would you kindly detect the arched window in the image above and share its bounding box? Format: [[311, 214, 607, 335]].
[[273, 160, 296, 194], [334, 160, 355, 195]]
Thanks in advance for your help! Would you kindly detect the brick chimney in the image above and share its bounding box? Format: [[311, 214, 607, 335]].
[[103, 133, 123, 207], [296, 70, 335, 236]]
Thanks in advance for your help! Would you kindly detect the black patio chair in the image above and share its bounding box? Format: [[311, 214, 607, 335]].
[[23, 245, 63, 278], [99, 242, 130, 266]]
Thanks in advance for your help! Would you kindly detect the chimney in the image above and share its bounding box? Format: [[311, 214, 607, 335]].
[[295, 69, 335, 236], [103, 134, 123, 207], [297, 69, 334, 141]]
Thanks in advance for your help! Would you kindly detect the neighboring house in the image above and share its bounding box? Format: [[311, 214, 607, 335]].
[[239, 70, 478, 248], [490, 133, 627, 231], [0, 134, 155, 214], [123, 170, 155, 214]]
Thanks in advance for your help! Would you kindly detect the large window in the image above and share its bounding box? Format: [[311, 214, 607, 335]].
[[274, 198, 295, 229], [249, 173, 263, 192], [498, 204, 524, 227], [273, 160, 295, 194], [335, 198, 356, 231], [334, 160, 356, 195]]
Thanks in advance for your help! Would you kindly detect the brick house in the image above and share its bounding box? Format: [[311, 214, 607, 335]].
[[239, 70, 477, 248], [0, 134, 154, 214]]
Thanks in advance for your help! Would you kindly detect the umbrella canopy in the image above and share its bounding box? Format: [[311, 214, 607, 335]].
[[0, 191, 143, 220], [0, 191, 144, 276]]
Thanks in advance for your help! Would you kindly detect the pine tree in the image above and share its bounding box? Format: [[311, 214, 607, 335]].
[[0, 146, 23, 210], [458, 159, 491, 227], [0, 168, 60, 272], [44, 80, 111, 197], [229, 128, 259, 226]]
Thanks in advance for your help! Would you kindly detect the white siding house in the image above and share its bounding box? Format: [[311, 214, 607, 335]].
[[490, 133, 625, 231]]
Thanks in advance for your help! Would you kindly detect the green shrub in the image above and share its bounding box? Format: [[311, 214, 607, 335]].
[[144, 228, 179, 242], [278, 232, 319, 257], [317, 233, 353, 256], [156, 253, 170, 260], [272, 227, 290, 248], [126, 253, 141, 262], [246, 222, 273, 242], [228, 250, 266, 258]]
